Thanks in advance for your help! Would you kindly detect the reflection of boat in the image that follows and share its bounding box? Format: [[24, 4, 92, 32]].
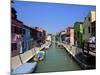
[[34, 51, 45, 61]]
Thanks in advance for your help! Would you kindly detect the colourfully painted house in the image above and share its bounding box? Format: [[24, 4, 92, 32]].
[[11, 8, 23, 57], [21, 25, 31, 53], [83, 11, 96, 41], [74, 22, 83, 47], [66, 27, 74, 46]]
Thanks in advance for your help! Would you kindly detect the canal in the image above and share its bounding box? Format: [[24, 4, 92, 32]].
[[34, 42, 81, 73]]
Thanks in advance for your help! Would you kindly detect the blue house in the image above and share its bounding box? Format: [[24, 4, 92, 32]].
[[22, 25, 31, 53]]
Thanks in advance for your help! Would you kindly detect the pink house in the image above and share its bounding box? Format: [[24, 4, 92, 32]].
[[66, 27, 74, 46], [11, 8, 23, 57]]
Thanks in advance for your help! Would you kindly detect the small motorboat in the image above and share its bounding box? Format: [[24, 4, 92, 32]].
[[34, 51, 45, 61]]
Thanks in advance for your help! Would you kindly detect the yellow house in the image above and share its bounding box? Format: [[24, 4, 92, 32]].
[[83, 11, 96, 41]]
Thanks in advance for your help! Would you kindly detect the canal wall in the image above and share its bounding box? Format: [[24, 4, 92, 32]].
[[11, 43, 48, 70], [62, 43, 95, 69], [62, 44, 81, 57]]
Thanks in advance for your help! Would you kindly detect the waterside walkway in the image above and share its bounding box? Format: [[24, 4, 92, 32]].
[[62, 43, 96, 69]]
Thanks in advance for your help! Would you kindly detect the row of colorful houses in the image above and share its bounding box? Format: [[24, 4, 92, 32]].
[[74, 11, 96, 48], [55, 10, 96, 48], [11, 8, 46, 57]]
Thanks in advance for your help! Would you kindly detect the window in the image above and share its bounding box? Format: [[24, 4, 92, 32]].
[[91, 24, 96, 36], [19, 28, 22, 34], [91, 26, 94, 34], [11, 43, 17, 51], [77, 32, 79, 39], [83, 28, 85, 34], [13, 26, 17, 33], [22, 41, 27, 52], [11, 26, 14, 33], [88, 26, 90, 33], [22, 41, 24, 48], [23, 29, 25, 35], [88, 17, 91, 21], [12, 26, 22, 34]]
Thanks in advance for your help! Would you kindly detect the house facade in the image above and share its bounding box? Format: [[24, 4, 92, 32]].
[[11, 8, 23, 57], [83, 11, 96, 41], [22, 25, 32, 53], [35, 27, 46, 45], [66, 27, 74, 46], [74, 22, 83, 47]]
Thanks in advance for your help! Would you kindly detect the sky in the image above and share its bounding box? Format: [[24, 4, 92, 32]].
[[11, 1, 96, 34]]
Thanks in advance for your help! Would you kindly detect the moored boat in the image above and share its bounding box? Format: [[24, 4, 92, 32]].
[[33, 51, 45, 61]]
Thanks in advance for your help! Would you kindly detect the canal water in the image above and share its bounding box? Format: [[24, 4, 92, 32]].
[[35, 42, 81, 73]]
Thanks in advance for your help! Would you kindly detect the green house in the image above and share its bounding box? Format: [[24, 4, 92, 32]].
[[74, 22, 83, 48]]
